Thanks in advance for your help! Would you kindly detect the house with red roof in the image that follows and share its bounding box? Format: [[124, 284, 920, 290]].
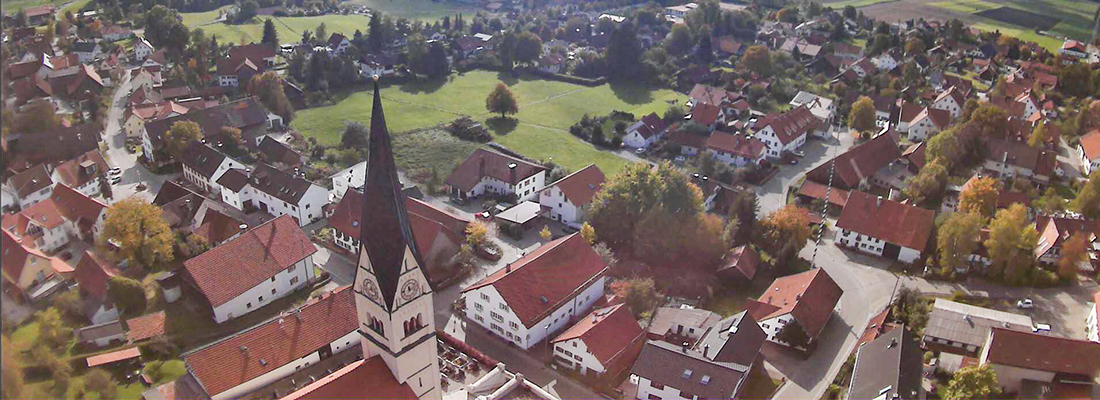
[[1078, 129, 1100, 175], [0, 229, 72, 302], [689, 102, 726, 131], [181, 215, 317, 323], [754, 105, 818, 158], [1059, 39, 1088, 61], [904, 107, 951, 142], [462, 233, 609, 349], [181, 286, 360, 400], [538, 164, 605, 228], [216, 163, 328, 227], [931, 86, 967, 119], [550, 303, 644, 378], [444, 148, 547, 202], [716, 245, 759, 282], [806, 128, 903, 191], [623, 112, 669, 149], [51, 149, 108, 198], [2, 164, 54, 210], [979, 327, 1100, 393], [981, 138, 1059, 184], [216, 56, 263, 87], [3, 183, 109, 252], [180, 142, 247, 195], [744, 268, 842, 348], [1088, 290, 1099, 343], [1033, 215, 1100, 269], [705, 131, 766, 168], [836, 191, 935, 264], [73, 250, 121, 324]]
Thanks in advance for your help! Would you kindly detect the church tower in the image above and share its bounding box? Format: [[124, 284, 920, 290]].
[[354, 79, 441, 400]]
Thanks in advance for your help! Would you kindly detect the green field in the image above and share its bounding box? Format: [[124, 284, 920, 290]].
[[970, 21, 1063, 51], [292, 70, 682, 174], [928, 0, 998, 14], [181, 5, 232, 27], [822, 0, 897, 9], [350, 0, 477, 22], [921, 0, 1096, 50], [2, 0, 66, 12], [190, 14, 370, 45]]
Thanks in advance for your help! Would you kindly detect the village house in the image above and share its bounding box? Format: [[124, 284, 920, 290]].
[[216, 56, 262, 87], [359, 52, 398, 78], [754, 105, 818, 158], [789, 91, 837, 129], [903, 107, 951, 142], [931, 86, 966, 119], [1033, 215, 1100, 267], [923, 299, 1033, 367], [75, 320, 126, 348], [871, 51, 899, 72], [538, 164, 605, 228], [216, 164, 327, 227], [550, 303, 645, 379], [646, 306, 721, 342], [50, 150, 107, 198], [444, 149, 547, 202], [982, 138, 1058, 184], [180, 142, 247, 195], [3, 183, 109, 253], [72, 250, 121, 324], [133, 36, 155, 60], [142, 97, 272, 164], [704, 131, 766, 168], [0, 229, 72, 302], [979, 328, 1100, 394], [847, 327, 923, 400], [228, 43, 278, 67], [836, 191, 934, 264], [72, 41, 103, 63], [538, 53, 564, 74], [327, 33, 351, 54], [1059, 39, 1088, 62], [1079, 130, 1100, 175], [744, 269, 843, 348], [716, 245, 759, 282], [2, 164, 54, 210], [181, 215, 317, 323], [123, 100, 189, 138], [462, 233, 608, 350], [99, 24, 131, 42], [256, 136, 303, 170], [622, 112, 669, 149]]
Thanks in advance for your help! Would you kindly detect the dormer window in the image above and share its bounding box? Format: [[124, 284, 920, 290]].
[[682, 369, 693, 379]]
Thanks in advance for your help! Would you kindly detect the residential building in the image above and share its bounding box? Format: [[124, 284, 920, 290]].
[[2, 164, 54, 209], [256, 136, 303, 170], [979, 327, 1100, 393], [1033, 215, 1100, 266], [789, 91, 837, 128], [228, 43, 278, 67], [0, 229, 72, 302], [689, 102, 726, 131], [142, 97, 271, 164], [463, 233, 609, 350], [538, 164, 605, 228], [622, 112, 669, 149], [327, 33, 351, 54], [551, 303, 645, 379], [216, 164, 328, 227], [931, 86, 966, 119], [5, 124, 101, 176], [216, 56, 262, 87], [123, 100, 190, 138], [71, 41, 103, 63], [1087, 290, 1099, 343], [923, 299, 1033, 359], [181, 215, 317, 323], [75, 320, 126, 348], [847, 327, 923, 400], [646, 306, 721, 342], [1079, 129, 1100, 175], [744, 269, 843, 348], [705, 131, 767, 168], [807, 129, 903, 191], [51, 150, 108, 198], [538, 53, 564, 74], [982, 138, 1058, 184], [1059, 39, 1088, 61], [182, 287, 360, 400], [133, 36, 154, 60], [904, 107, 951, 142], [836, 191, 934, 264], [4, 198, 73, 253], [754, 105, 819, 158], [716, 245, 759, 282], [444, 149, 547, 202], [871, 52, 898, 71], [72, 250, 121, 324], [180, 142, 246, 195], [359, 53, 398, 78]]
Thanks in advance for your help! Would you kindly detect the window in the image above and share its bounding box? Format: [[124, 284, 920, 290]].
[[490, 312, 504, 323], [509, 321, 519, 330], [271, 276, 276, 282], [288, 264, 296, 272], [259, 296, 264, 302], [475, 315, 484, 323], [647, 395, 662, 400], [247, 303, 252, 309], [499, 303, 508, 311], [290, 276, 298, 285], [572, 341, 577, 347], [573, 355, 582, 362], [475, 303, 484, 311], [701, 376, 711, 385], [506, 332, 513, 339], [650, 382, 665, 390], [481, 293, 490, 301], [271, 288, 277, 295], [682, 369, 693, 379]]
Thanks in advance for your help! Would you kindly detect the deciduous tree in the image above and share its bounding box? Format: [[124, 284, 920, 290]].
[[580, 222, 596, 244], [848, 96, 876, 133], [485, 82, 519, 119], [759, 204, 811, 257], [944, 365, 1000, 400], [36, 308, 71, 348], [776, 319, 810, 348], [15, 99, 60, 133], [109, 276, 147, 314], [927, 127, 961, 168], [1, 337, 24, 400], [1028, 121, 1049, 147], [539, 225, 552, 241], [100, 198, 175, 269], [937, 212, 985, 275], [905, 159, 948, 204], [85, 368, 118, 399], [164, 120, 201, 160], [968, 104, 1009, 139], [247, 71, 295, 122], [743, 45, 771, 76], [904, 37, 925, 55], [1058, 233, 1089, 280], [958, 176, 1000, 216], [665, 24, 693, 55], [614, 277, 659, 317], [984, 204, 1038, 284], [1072, 172, 1100, 218], [341, 122, 369, 149]]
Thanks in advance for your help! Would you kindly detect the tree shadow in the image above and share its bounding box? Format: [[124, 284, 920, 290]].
[[486, 117, 518, 135], [495, 71, 520, 86], [608, 80, 656, 106], [398, 75, 451, 95]]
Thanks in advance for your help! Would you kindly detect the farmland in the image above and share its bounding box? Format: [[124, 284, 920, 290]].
[[349, 0, 478, 22], [183, 13, 370, 45]]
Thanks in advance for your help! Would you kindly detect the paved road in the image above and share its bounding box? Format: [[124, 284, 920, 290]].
[[101, 67, 173, 203], [757, 131, 854, 215]]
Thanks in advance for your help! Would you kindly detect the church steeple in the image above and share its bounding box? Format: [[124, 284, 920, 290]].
[[359, 78, 427, 311]]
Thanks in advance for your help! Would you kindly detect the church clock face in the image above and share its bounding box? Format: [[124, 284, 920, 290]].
[[361, 279, 379, 302], [400, 279, 421, 301]]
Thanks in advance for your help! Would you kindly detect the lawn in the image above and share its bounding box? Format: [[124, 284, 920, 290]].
[[349, 0, 477, 22], [821, 0, 897, 9], [929, 0, 997, 14], [392, 129, 485, 177], [193, 14, 371, 45], [969, 21, 1063, 51], [2, 0, 66, 12], [60, 0, 91, 14], [180, 5, 232, 27], [293, 70, 681, 174], [924, 0, 1094, 50]]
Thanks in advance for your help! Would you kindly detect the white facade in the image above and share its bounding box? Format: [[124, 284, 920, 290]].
[[218, 74, 239, 87], [789, 92, 837, 127], [74, 43, 103, 63], [1078, 144, 1099, 175], [932, 94, 962, 119], [210, 255, 315, 323], [756, 125, 807, 158], [463, 277, 606, 350], [757, 313, 794, 344], [553, 337, 607, 376], [622, 120, 665, 149], [907, 113, 942, 142], [1087, 302, 1098, 343], [359, 62, 395, 79], [330, 161, 365, 200], [463, 171, 546, 202], [210, 330, 359, 400], [539, 185, 583, 228], [871, 54, 897, 72], [707, 147, 765, 168], [835, 228, 922, 264], [1, 183, 53, 210], [635, 375, 696, 400], [30, 222, 70, 253], [329, 38, 351, 54], [133, 39, 154, 60], [222, 181, 328, 227], [182, 158, 245, 195], [88, 303, 120, 325]]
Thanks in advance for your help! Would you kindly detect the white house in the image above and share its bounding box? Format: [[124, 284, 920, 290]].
[[848, 58, 877, 78], [754, 105, 818, 158], [327, 33, 351, 54], [1079, 130, 1100, 175], [538, 53, 564, 74], [182, 215, 317, 324], [358, 53, 397, 78], [1059, 39, 1089, 61], [705, 131, 766, 168], [905, 107, 951, 142], [462, 233, 608, 350], [182, 286, 359, 400], [538, 164, 605, 228], [789, 91, 837, 128], [50, 150, 107, 199], [745, 269, 842, 348], [622, 113, 668, 149], [133, 36, 154, 61], [1088, 290, 1099, 343], [72, 41, 103, 63], [216, 164, 328, 227], [931, 86, 966, 119], [835, 191, 935, 264], [550, 303, 644, 378], [871, 52, 898, 72], [444, 149, 547, 202], [3, 184, 109, 251], [180, 142, 246, 195], [978, 327, 1100, 394], [2, 164, 54, 210]]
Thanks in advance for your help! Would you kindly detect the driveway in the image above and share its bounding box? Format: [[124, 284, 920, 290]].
[[757, 132, 855, 215], [101, 67, 173, 203]]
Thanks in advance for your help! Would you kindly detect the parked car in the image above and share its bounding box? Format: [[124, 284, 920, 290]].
[[110, 177, 122, 185], [1017, 298, 1034, 309], [674, 156, 686, 164], [792, 150, 806, 158], [1032, 323, 1051, 333], [634, 148, 646, 155], [476, 211, 492, 220], [476, 245, 502, 261], [108, 167, 121, 175]]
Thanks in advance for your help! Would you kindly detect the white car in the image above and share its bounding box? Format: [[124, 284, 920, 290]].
[[1032, 323, 1051, 333], [1017, 298, 1034, 309]]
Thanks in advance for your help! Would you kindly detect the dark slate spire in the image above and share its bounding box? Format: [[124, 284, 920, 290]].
[[360, 78, 425, 311]]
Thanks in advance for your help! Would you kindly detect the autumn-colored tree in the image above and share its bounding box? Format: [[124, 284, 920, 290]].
[[984, 204, 1038, 284], [968, 104, 1009, 139], [539, 225, 552, 241], [1057, 233, 1089, 280], [36, 308, 71, 348], [486, 82, 519, 119], [848, 96, 876, 133], [743, 45, 771, 76], [905, 159, 948, 204], [220, 126, 244, 153], [759, 204, 811, 257], [614, 277, 659, 317], [589, 162, 702, 251], [958, 176, 1000, 216], [1071, 172, 1100, 219], [84, 368, 118, 399], [944, 365, 1000, 400], [465, 220, 490, 248], [100, 198, 175, 268], [580, 222, 596, 244], [1, 337, 24, 400], [927, 127, 962, 168], [904, 37, 924, 55], [1028, 121, 1049, 147], [937, 212, 985, 275], [15, 99, 60, 133], [247, 71, 295, 122], [164, 120, 202, 160]]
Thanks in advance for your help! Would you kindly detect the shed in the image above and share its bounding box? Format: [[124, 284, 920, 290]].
[[153, 271, 182, 303], [87, 346, 142, 367], [75, 320, 126, 348], [494, 201, 542, 230]]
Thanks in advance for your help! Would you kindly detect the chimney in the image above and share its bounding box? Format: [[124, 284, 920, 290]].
[[681, 341, 689, 353], [876, 196, 883, 207], [888, 338, 897, 348], [239, 224, 248, 230], [505, 263, 511, 273], [703, 344, 710, 357], [508, 162, 517, 185]]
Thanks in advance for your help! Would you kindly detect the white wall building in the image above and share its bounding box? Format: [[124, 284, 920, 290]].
[[133, 37, 154, 60], [216, 164, 328, 227], [181, 143, 246, 195], [1087, 294, 1098, 343], [1078, 131, 1100, 176], [538, 164, 604, 228], [835, 191, 934, 264], [445, 149, 547, 202], [931, 87, 965, 119]]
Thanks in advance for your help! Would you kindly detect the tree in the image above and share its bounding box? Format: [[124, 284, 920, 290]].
[[904, 37, 925, 55], [938, 212, 985, 275], [1033, 187, 1066, 215], [1, 337, 24, 400], [776, 319, 811, 349], [239, 0, 258, 22], [85, 368, 118, 399], [944, 365, 1000, 400], [220, 126, 244, 154], [927, 127, 962, 168], [485, 82, 518, 119], [962, 98, 980, 121], [905, 159, 948, 204], [34, 343, 71, 394], [368, 12, 385, 51], [843, 5, 857, 19], [892, 287, 931, 333], [341, 122, 369, 149], [499, 31, 516, 70], [315, 22, 328, 46], [164, 120, 201, 160], [580, 222, 596, 245], [514, 32, 542, 65], [743, 45, 771, 76], [247, 71, 294, 122], [1057, 233, 1089, 280], [100, 198, 175, 269], [776, 7, 798, 23], [1072, 172, 1100, 218], [958, 176, 1000, 216], [1059, 62, 1093, 97], [968, 104, 1009, 138], [109, 276, 147, 314], [261, 19, 279, 47], [615, 277, 659, 317], [15, 99, 61, 133], [606, 22, 643, 81], [848, 96, 876, 133], [36, 308, 71, 348], [1028, 120, 1049, 147], [539, 225, 552, 241], [695, 34, 714, 63], [666, 24, 693, 55], [985, 204, 1038, 283], [465, 220, 490, 248], [52, 289, 84, 319], [759, 204, 811, 260]]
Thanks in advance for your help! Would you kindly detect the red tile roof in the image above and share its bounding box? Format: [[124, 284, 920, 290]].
[[192, 209, 244, 244], [543, 164, 605, 207], [87, 347, 141, 367], [53, 150, 107, 189], [758, 105, 820, 145], [716, 245, 759, 280], [983, 327, 1100, 376], [691, 102, 723, 127], [745, 268, 843, 338], [50, 183, 107, 228], [935, 86, 966, 107], [184, 287, 357, 397], [1081, 130, 1100, 161], [798, 180, 849, 207], [706, 131, 766, 159], [837, 191, 934, 250], [6, 164, 53, 198], [669, 126, 709, 149], [808, 130, 901, 190], [629, 113, 668, 140], [19, 197, 66, 230], [551, 303, 644, 367], [689, 84, 737, 106], [278, 357, 416, 400], [463, 234, 608, 327], [126, 311, 166, 342], [913, 107, 951, 129], [328, 189, 468, 259], [444, 149, 547, 192], [74, 250, 119, 303], [182, 215, 316, 307]]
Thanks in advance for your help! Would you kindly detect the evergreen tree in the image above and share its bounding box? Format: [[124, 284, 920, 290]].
[[261, 19, 279, 47]]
